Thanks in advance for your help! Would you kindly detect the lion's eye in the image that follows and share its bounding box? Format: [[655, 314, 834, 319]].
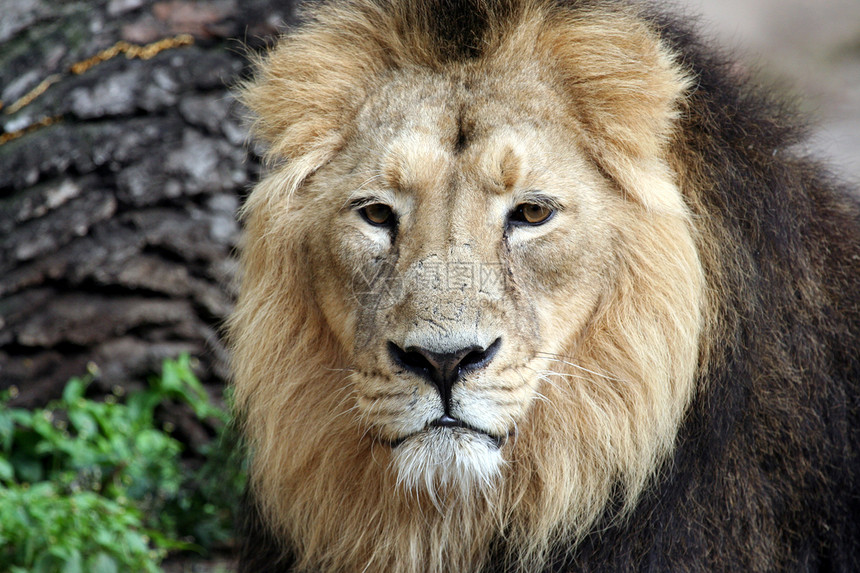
[[510, 203, 554, 226], [359, 203, 395, 227]]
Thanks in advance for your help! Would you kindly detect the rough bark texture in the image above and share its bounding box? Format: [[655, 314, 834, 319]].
[[0, 0, 295, 406]]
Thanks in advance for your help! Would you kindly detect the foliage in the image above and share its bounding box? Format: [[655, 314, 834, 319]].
[[0, 355, 245, 573]]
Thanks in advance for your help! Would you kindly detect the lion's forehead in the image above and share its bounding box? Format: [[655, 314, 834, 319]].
[[351, 70, 573, 188]]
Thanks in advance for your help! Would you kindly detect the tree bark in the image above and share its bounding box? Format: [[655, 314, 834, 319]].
[[0, 0, 294, 406]]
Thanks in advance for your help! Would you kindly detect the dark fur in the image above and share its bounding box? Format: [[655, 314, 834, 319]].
[[238, 1, 860, 570]]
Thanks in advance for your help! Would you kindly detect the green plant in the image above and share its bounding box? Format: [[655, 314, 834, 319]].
[[0, 482, 165, 573], [0, 355, 245, 572]]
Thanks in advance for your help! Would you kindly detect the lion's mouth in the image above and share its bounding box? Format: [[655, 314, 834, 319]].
[[388, 414, 508, 449]]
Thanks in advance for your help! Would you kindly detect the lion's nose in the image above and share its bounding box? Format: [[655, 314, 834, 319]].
[[387, 338, 501, 407]]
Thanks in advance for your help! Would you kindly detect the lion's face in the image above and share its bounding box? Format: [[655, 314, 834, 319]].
[[233, 2, 706, 570], [299, 70, 621, 492]]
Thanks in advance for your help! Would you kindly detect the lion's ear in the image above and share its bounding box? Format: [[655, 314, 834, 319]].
[[538, 12, 691, 215], [239, 5, 393, 165]]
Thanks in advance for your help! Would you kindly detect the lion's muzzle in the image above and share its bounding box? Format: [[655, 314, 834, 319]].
[[387, 337, 502, 410]]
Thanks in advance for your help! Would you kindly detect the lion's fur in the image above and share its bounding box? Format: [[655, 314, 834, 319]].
[[230, 1, 860, 572]]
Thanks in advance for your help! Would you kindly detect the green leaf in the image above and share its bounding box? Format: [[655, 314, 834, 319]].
[[62, 377, 87, 405], [61, 549, 84, 573], [158, 359, 183, 393], [126, 392, 160, 425], [88, 553, 119, 573], [0, 457, 14, 481], [10, 409, 34, 425], [0, 409, 15, 452], [68, 409, 98, 439]]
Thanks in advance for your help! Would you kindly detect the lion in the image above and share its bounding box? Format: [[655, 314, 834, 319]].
[[228, 0, 860, 571]]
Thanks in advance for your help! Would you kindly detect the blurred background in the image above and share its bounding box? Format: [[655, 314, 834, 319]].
[[0, 0, 857, 570], [678, 0, 860, 182]]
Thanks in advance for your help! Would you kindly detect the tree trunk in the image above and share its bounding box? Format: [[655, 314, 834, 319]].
[[0, 0, 294, 406]]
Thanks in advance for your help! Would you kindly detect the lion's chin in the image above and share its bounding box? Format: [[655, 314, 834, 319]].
[[390, 426, 505, 506]]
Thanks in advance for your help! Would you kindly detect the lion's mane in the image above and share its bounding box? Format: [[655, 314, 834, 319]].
[[230, 1, 860, 572]]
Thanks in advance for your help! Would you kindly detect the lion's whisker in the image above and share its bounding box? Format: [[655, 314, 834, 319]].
[[536, 354, 625, 383]]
